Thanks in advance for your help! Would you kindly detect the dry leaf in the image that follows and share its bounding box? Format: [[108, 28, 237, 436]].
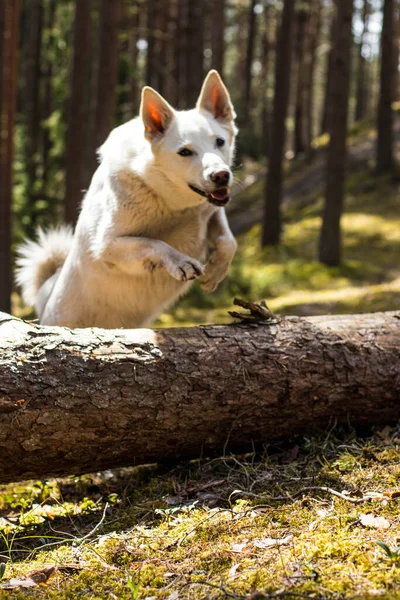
[[228, 563, 239, 579], [254, 534, 293, 549], [231, 542, 246, 553], [359, 513, 390, 530]]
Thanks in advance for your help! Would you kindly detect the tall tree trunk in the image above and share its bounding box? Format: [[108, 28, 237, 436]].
[[176, 0, 189, 108], [23, 0, 43, 235], [259, 2, 274, 155], [126, 1, 140, 118], [41, 0, 56, 198], [262, 0, 296, 247], [320, 10, 336, 134], [163, 0, 178, 105], [376, 0, 395, 173], [64, 0, 93, 226], [355, 0, 371, 122], [294, 4, 309, 155], [186, 0, 204, 106], [242, 0, 257, 124], [91, 0, 121, 167], [210, 0, 226, 77], [146, 0, 157, 88], [393, 0, 400, 103], [304, 0, 322, 147], [318, 0, 354, 266], [0, 0, 20, 313], [0, 310, 399, 484]]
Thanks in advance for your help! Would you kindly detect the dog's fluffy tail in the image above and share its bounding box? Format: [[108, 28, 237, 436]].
[[16, 226, 74, 307]]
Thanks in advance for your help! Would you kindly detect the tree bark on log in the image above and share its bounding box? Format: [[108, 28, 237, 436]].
[[0, 311, 399, 484]]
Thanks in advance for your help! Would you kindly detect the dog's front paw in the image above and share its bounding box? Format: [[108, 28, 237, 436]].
[[199, 262, 229, 293], [167, 256, 205, 282]]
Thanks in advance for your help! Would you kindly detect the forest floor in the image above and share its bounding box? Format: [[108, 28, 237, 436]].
[[2, 426, 400, 599], [3, 121, 400, 599]]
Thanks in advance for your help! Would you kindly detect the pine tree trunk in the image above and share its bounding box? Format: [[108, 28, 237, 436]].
[[242, 0, 257, 124], [304, 0, 321, 147], [259, 2, 274, 154], [376, 0, 394, 173], [210, 0, 226, 77], [126, 1, 140, 118], [0, 0, 20, 313], [355, 0, 370, 122], [186, 0, 204, 106], [262, 0, 296, 247], [41, 0, 56, 197], [64, 0, 93, 226], [318, 0, 354, 266], [176, 0, 189, 108], [294, 5, 309, 155], [393, 1, 400, 103], [320, 11, 336, 134], [23, 0, 43, 235], [0, 310, 399, 484], [92, 0, 121, 158]]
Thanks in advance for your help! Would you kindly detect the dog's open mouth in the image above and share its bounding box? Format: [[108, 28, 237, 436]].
[[189, 184, 231, 207]]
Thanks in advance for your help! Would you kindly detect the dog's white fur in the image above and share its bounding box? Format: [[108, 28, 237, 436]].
[[16, 71, 238, 328]]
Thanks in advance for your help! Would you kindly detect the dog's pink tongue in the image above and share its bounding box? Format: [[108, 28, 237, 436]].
[[210, 188, 229, 201]]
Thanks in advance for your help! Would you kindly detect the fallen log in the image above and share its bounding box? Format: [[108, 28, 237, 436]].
[[0, 310, 399, 483]]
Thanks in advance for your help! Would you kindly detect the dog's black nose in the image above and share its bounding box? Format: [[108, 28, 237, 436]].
[[210, 170, 230, 186]]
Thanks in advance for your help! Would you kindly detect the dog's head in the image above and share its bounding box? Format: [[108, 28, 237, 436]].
[[141, 71, 237, 207]]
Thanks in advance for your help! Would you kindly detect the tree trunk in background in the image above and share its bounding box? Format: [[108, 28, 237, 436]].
[[355, 0, 371, 122], [126, 1, 140, 118], [242, 0, 257, 124], [259, 2, 274, 154], [235, 0, 248, 109], [176, 0, 188, 108], [145, 0, 157, 88], [262, 0, 296, 246], [320, 11, 336, 134], [64, 0, 92, 226], [318, 0, 354, 266], [393, 0, 400, 103], [210, 0, 226, 77], [157, 0, 171, 98], [376, 0, 394, 173], [0, 310, 399, 484], [0, 0, 20, 314], [23, 0, 43, 235], [186, 0, 204, 106], [91, 0, 121, 163], [304, 0, 322, 147], [41, 0, 56, 197], [294, 4, 309, 155], [163, 0, 178, 104]]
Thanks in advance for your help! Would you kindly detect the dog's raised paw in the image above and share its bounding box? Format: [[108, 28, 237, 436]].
[[168, 257, 205, 282]]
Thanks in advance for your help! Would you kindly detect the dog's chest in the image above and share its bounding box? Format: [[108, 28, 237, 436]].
[[119, 200, 214, 260]]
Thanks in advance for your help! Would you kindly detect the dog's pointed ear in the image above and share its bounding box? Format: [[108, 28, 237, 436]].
[[196, 70, 236, 124], [141, 87, 175, 141]]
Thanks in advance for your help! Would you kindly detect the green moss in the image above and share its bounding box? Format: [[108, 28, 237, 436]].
[[3, 428, 400, 598]]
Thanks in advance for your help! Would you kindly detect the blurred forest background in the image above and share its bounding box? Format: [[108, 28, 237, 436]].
[[0, 0, 399, 324]]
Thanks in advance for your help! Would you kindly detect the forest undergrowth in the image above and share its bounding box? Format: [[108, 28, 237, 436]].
[[2, 425, 400, 599]]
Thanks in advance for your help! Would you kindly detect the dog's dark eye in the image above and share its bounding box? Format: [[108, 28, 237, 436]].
[[216, 138, 225, 148], [178, 148, 193, 157]]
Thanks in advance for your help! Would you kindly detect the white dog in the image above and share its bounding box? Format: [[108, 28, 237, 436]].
[[16, 71, 238, 328]]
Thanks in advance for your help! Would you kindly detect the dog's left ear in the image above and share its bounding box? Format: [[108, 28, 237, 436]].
[[196, 70, 236, 124], [141, 87, 175, 142]]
